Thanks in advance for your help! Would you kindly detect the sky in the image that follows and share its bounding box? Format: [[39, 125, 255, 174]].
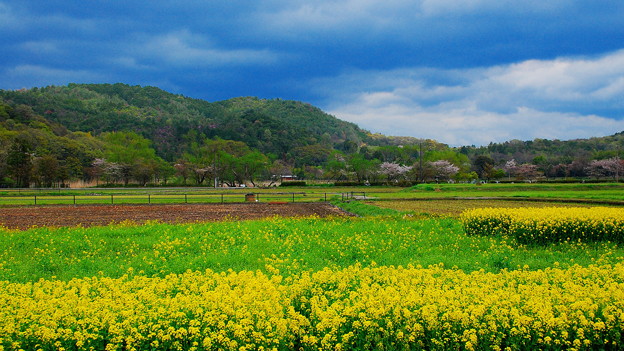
[[2, 1, 624, 146]]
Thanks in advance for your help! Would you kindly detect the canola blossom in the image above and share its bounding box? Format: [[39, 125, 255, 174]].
[[460, 207, 624, 244], [1, 264, 623, 351]]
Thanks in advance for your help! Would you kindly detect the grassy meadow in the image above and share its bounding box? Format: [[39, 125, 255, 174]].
[[1, 183, 624, 350], [2, 182, 624, 206]]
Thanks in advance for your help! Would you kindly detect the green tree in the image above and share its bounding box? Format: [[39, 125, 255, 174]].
[[33, 155, 61, 187], [348, 154, 379, 183], [291, 144, 333, 167], [99, 131, 165, 185], [63, 156, 84, 182], [473, 155, 495, 180], [6, 138, 33, 187], [239, 151, 269, 186], [324, 152, 347, 181]]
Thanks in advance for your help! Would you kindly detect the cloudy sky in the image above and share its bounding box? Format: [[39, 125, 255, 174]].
[[2, 1, 624, 146]]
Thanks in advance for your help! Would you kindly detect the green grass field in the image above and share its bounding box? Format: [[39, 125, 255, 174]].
[[1, 183, 622, 283], [2, 182, 624, 206], [0, 200, 622, 283], [1, 184, 624, 350]]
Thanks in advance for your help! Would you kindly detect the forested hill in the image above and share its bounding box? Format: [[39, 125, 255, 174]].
[[461, 132, 624, 164], [0, 83, 374, 161], [1, 83, 624, 188]]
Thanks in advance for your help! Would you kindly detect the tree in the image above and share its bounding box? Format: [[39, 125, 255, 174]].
[[174, 159, 192, 185], [33, 155, 61, 187], [338, 140, 359, 154], [132, 159, 158, 186], [324, 152, 347, 181], [63, 156, 85, 183], [268, 159, 293, 186], [238, 151, 269, 186], [455, 171, 479, 183], [546, 163, 569, 179], [586, 157, 624, 181], [472, 155, 495, 180], [99, 131, 166, 185], [490, 168, 506, 181], [348, 154, 379, 183], [6, 138, 33, 187], [92, 158, 123, 184], [379, 162, 412, 182], [182, 138, 270, 187], [503, 159, 518, 180], [429, 160, 459, 182], [568, 159, 589, 178], [208, 139, 254, 187], [291, 144, 332, 167], [516, 164, 542, 182]]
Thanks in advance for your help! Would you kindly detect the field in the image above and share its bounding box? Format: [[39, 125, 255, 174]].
[[368, 199, 618, 217], [0, 203, 349, 230], [2, 182, 624, 206], [0, 184, 623, 350]]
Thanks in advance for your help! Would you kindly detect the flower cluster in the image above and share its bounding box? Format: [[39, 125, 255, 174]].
[[460, 207, 624, 244], [1, 264, 623, 350]]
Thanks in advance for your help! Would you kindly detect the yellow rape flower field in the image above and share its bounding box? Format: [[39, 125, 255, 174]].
[[461, 206, 624, 244], [0, 202, 623, 350]]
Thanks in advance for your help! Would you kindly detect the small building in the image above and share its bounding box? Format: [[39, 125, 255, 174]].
[[280, 175, 297, 182]]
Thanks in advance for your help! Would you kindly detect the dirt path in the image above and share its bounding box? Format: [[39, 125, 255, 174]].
[[0, 203, 351, 230]]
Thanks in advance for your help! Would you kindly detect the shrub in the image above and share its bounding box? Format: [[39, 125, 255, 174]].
[[280, 181, 306, 187]]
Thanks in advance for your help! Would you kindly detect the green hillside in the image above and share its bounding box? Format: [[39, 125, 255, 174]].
[[0, 83, 370, 161], [1, 83, 623, 188]]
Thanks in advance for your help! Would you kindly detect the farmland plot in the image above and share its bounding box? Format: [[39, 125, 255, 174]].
[[0, 201, 623, 350]]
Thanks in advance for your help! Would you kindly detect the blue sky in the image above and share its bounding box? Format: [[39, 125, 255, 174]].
[[2, 1, 624, 146]]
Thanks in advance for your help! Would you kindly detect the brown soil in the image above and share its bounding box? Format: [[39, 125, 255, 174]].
[[0, 203, 352, 230]]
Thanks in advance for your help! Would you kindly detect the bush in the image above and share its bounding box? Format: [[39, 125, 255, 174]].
[[280, 181, 307, 187], [333, 181, 363, 186]]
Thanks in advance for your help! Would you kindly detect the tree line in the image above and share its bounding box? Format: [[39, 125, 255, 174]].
[[3, 124, 623, 188], [2, 84, 624, 188]]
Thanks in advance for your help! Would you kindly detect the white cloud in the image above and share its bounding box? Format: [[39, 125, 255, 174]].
[[1, 65, 105, 89], [0, 2, 101, 33], [19, 41, 62, 55], [485, 51, 624, 102], [255, 0, 570, 37], [132, 30, 281, 67], [0, 2, 22, 29], [333, 103, 624, 146], [419, 0, 566, 16], [317, 50, 624, 145], [256, 0, 425, 36]]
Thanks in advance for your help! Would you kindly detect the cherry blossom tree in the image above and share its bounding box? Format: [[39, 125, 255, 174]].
[[586, 157, 624, 180], [379, 162, 412, 182], [503, 159, 518, 180], [515, 163, 541, 182], [429, 160, 459, 182]]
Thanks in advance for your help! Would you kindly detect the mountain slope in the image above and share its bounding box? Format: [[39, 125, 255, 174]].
[[0, 83, 370, 161]]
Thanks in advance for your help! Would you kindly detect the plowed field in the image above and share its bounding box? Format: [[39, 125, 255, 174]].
[[0, 203, 351, 230]]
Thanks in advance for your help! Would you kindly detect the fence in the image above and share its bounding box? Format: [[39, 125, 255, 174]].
[[0, 192, 367, 207]]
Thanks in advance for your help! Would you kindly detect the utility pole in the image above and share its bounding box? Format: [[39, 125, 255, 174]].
[[419, 142, 423, 183], [213, 150, 218, 189]]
